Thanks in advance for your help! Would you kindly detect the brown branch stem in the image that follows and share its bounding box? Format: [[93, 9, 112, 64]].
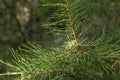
[[66, 0, 79, 47], [66, 0, 81, 64]]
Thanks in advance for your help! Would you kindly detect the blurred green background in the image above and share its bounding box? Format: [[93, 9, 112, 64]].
[[0, 0, 64, 80]]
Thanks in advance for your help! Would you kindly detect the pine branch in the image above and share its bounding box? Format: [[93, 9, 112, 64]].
[[66, 0, 81, 64]]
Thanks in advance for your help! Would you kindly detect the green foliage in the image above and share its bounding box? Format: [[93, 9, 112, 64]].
[[0, 0, 120, 80]]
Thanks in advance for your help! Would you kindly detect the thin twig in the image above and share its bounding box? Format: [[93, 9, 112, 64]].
[[0, 70, 75, 77], [65, 0, 79, 47]]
